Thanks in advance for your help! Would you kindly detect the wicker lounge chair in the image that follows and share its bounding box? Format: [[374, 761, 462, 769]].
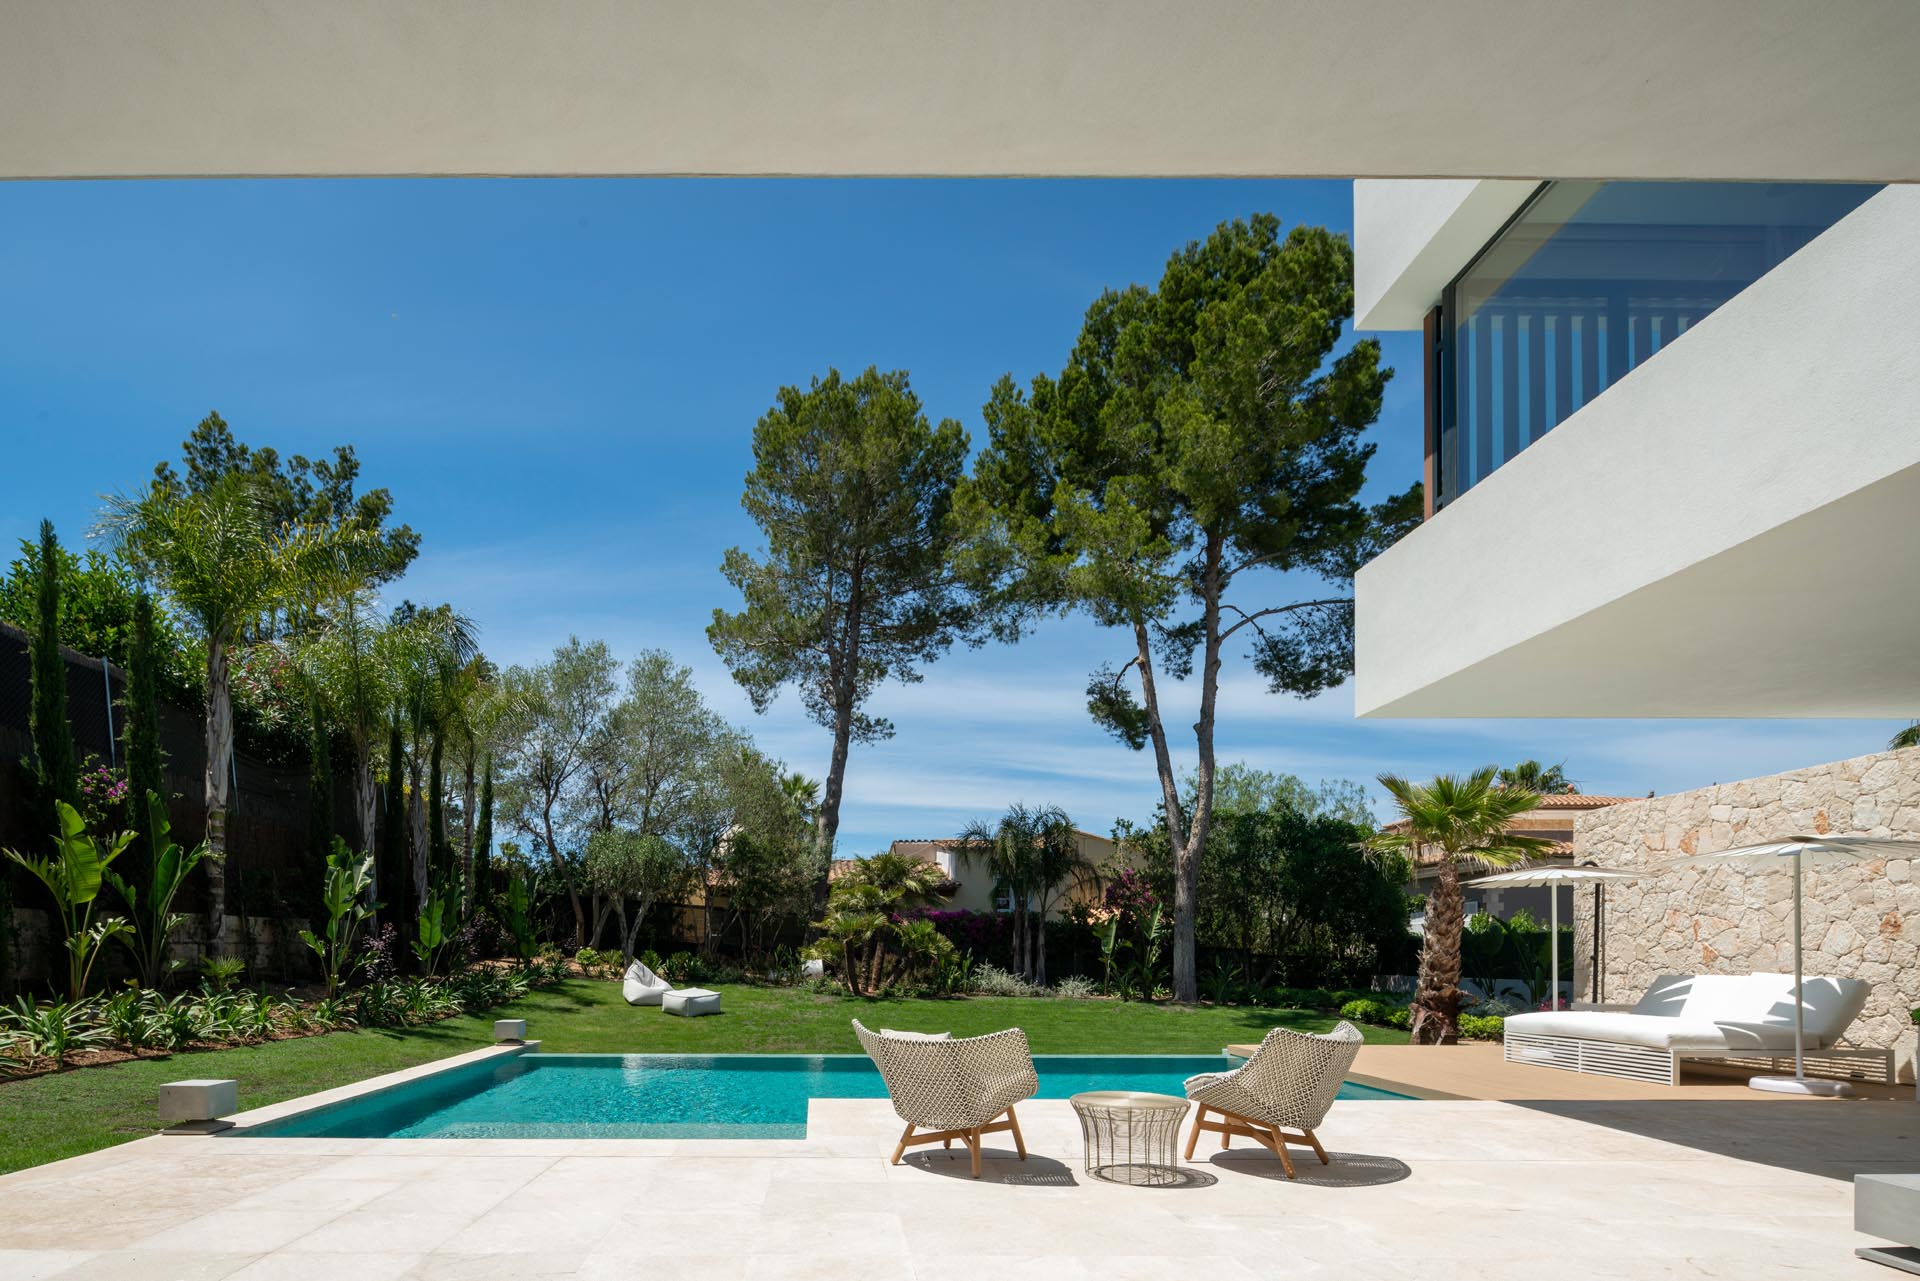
[[1182, 1021, 1363, 1178], [853, 1019, 1039, 1178]]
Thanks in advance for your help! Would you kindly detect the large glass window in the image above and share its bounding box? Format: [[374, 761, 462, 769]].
[[1436, 181, 1881, 508]]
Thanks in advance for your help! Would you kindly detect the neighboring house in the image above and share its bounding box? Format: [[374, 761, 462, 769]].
[[830, 830, 1121, 917], [1391, 793, 1636, 932]]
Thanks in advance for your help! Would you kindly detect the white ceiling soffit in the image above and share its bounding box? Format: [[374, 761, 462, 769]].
[[4, 0, 1920, 181]]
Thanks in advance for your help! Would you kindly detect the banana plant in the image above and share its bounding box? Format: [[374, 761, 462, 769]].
[[411, 888, 452, 977], [298, 841, 378, 997], [104, 792, 216, 990], [3, 801, 134, 998]]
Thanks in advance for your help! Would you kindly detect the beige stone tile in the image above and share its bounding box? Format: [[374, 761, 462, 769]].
[[0, 1252, 96, 1280], [281, 1210, 476, 1255], [225, 1252, 424, 1280], [46, 1251, 258, 1280], [406, 1252, 587, 1279]]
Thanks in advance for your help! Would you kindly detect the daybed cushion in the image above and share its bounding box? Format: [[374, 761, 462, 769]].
[[1503, 1011, 1801, 1052], [1508, 972, 1870, 1053]]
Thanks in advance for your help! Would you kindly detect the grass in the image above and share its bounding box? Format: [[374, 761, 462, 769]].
[[0, 978, 1405, 1175]]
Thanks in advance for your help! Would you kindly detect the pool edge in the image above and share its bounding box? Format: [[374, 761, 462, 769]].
[[220, 1039, 542, 1133]]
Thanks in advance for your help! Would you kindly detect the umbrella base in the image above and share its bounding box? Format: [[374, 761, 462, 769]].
[[1748, 1074, 1854, 1097]]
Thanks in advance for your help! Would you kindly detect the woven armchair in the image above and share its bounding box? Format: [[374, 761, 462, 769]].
[[1182, 1021, 1363, 1178], [853, 1019, 1039, 1178]]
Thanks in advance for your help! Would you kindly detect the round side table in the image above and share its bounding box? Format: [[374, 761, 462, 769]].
[[1069, 1090, 1190, 1186]]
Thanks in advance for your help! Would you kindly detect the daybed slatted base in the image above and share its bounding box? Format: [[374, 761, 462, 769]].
[[1505, 1033, 1897, 1086]]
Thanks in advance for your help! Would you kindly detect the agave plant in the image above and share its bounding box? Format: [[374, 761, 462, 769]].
[[101, 989, 162, 1050], [150, 991, 210, 1050]]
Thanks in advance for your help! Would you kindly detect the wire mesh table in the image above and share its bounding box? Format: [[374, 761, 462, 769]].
[[1069, 1090, 1191, 1186]]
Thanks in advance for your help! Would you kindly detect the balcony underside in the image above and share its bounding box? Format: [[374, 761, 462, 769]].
[[1354, 186, 1920, 719]]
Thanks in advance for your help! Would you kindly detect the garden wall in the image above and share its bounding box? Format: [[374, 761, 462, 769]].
[[1570, 746, 1920, 1083]]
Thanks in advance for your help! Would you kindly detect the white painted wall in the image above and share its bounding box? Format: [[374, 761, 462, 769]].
[[1353, 180, 1537, 330], [5, 1, 1920, 180], [1354, 185, 1920, 718]]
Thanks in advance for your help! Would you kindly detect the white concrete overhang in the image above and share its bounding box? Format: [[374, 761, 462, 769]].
[[1353, 185, 1920, 719], [1353, 180, 1540, 330], [4, 1, 1920, 181]]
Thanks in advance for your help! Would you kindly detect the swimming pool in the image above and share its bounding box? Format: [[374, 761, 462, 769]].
[[244, 1053, 1410, 1139]]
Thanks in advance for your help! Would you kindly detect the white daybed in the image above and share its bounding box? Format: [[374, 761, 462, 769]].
[[622, 960, 673, 1006], [1502, 972, 1893, 1086]]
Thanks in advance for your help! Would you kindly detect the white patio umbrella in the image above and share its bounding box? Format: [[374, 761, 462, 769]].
[[1464, 866, 1640, 1011], [1669, 834, 1919, 1097]]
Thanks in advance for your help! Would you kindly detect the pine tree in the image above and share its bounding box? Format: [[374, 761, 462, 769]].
[[380, 718, 409, 929], [122, 589, 167, 885], [28, 519, 80, 833]]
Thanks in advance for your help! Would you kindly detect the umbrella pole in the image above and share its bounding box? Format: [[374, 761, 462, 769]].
[[1792, 851, 1805, 1081], [1550, 884, 1559, 1012]]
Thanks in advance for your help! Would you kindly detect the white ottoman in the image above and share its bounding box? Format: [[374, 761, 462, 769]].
[[661, 987, 721, 1017]]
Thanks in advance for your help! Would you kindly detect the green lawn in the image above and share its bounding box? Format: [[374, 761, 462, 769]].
[[0, 979, 1404, 1175]]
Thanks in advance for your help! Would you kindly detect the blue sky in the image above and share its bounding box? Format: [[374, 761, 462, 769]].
[[0, 178, 1901, 851]]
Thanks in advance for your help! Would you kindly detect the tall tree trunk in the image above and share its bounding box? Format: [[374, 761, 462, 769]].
[[1412, 860, 1465, 1045], [123, 589, 166, 890], [352, 736, 377, 866], [460, 743, 477, 915], [408, 750, 429, 914], [202, 636, 234, 958], [541, 794, 585, 945], [1130, 620, 1191, 1000], [1171, 534, 1227, 1005], [810, 576, 863, 928]]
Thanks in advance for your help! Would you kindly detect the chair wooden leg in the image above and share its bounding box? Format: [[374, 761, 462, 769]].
[[1220, 1123, 1231, 1151], [942, 1138, 952, 1150], [890, 1124, 915, 1165], [968, 1130, 983, 1178], [1302, 1128, 1329, 1165], [1274, 1138, 1297, 1179], [1005, 1106, 1027, 1160], [1183, 1107, 1206, 1160]]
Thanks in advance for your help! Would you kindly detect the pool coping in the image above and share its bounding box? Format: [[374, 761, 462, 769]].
[[219, 1039, 543, 1132], [215, 1046, 1415, 1139]]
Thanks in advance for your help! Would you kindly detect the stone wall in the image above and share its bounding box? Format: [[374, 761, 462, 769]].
[[1571, 746, 1920, 1082]]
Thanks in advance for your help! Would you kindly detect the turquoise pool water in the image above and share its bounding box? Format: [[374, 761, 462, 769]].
[[245, 1053, 1410, 1140]]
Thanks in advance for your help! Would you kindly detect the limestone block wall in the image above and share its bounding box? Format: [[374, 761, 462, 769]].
[[1571, 747, 1920, 1083]]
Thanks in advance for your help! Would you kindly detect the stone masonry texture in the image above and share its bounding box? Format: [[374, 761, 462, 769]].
[[1572, 746, 1920, 1082]]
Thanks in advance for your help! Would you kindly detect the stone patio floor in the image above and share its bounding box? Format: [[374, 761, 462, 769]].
[[1, 1051, 1915, 1280]]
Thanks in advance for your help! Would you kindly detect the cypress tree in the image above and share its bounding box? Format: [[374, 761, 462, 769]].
[[427, 730, 448, 889], [380, 718, 409, 929], [27, 519, 80, 831], [122, 589, 167, 886], [473, 755, 494, 908]]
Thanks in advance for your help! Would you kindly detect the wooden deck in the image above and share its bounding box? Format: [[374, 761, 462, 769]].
[[1340, 1041, 1914, 1102]]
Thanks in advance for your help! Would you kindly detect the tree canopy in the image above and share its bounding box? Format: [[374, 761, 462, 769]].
[[961, 214, 1420, 999]]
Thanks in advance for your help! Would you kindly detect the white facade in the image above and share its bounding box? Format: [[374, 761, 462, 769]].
[[1351, 180, 1920, 722], [1352, 181, 1920, 719]]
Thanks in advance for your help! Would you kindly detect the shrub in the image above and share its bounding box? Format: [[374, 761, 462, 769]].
[[355, 923, 403, 983], [0, 996, 107, 1068], [1458, 1014, 1505, 1041], [1338, 998, 1392, 1024], [574, 947, 621, 978], [970, 963, 1037, 997], [1051, 975, 1099, 1000], [662, 951, 702, 983]]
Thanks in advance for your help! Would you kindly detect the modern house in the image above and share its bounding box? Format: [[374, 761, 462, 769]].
[[1351, 179, 1917, 719], [1350, 179, 1920, 1081]]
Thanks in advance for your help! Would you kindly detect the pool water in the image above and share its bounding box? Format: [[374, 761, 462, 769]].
[[245, 1053, 1409, 1140]]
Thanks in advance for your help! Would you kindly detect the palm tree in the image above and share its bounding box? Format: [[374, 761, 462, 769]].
[[1496, 759, 1577, 795], [97, 473, 385, 954], [1367, 768, 1554, 1044], [386, 603, 480, 913], [951, 803, 1094, 986], [1891, 723, 1920, 751], [816, 852, 948, 995]]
